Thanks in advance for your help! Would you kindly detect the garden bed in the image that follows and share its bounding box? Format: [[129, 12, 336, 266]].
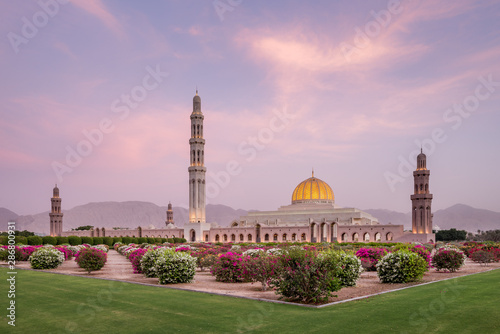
[[3, 250, 500, 304]]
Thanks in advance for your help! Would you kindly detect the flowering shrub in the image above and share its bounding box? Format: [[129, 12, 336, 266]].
[[128, 248, 148, 274], [140, 248, 165, 278], [408, 244, 431, 267], [242, 249, 265, 257], [377, 251, 428, 283], [267, 248, 284, 256], [323, 250, 363, 287], [92, 244, 109, 253], [210, 252, 247, 283], [29, 247, 65, 269], [175, 246, 193, 252], [68, 245, 84, 254], [241, 254, 279, 291], [270, 249, 341, 304], [356, 248, 388, 271], [154, 250, 196, 284], [198, 254, 217, 272], [0, 248, 7, 261], [55, 246, 73, 260], [75, 248, 107, 274], [431, 249, 466, 272], [470, 250, 495, 266]]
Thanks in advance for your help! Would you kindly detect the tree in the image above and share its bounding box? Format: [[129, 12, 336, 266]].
[[74, 225, 94, 231], [473, 230, 500, 242], [436, 228, 467, 242], [0, 230, 35, 237]]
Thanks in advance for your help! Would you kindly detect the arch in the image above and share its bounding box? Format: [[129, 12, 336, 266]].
[[386, 232, 393, 241], [282, 233, 287, 241], [239, 234, 244, 242], [255, 224, 261, 243], [264, 233, 269, 241], [231, 234, 236, 242], [425, 183, 428, 192], [215, 234, 220, 242], [341, 232, 348, 242], [223, 234, 228, 242], [301, 233, 306, 241], [273, 233, 278, 241], [291, 233, 296, 241], [420, 184, 423, 191], [310, 222, 317, 242], [205, 234, 208, 242], [415, 184, 418, 193], [247, 234, 253, 242], [231, 221, 238, 227], [363, 232, 370, 242], [190, 229, 196, 242], [375, 232, 381, 241], [352, 233, 359, 242], [331, 223, 338, 240], [320, 223, 327, 242]]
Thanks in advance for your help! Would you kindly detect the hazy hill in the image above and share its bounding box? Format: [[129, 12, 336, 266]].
[[365, 204, 500, 232], [1, 202, 498, 235], [1, 202, 247, 235], [0, 208, 19, 231], [433, 204, 500, 232]]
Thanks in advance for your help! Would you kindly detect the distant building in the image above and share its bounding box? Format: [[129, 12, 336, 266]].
[[56, 91, 434, 243], [49, 185, 63, 237]]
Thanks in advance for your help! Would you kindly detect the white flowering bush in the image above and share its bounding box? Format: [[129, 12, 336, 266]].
[[175, 244, 196, 251], [67, 245, 84, 254], [230, 245, 241, 251], [243, 249, 265, 257], [92, 245, 109, 253], [321, 250, 363, 287], [377, 251, 428, 283], [155, 251, 197, 284], [140, 248, 165, 278], [29, 247, 65, 269], [267, 248, 284, 256]]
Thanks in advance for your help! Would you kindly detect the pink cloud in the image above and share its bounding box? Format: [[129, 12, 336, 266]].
[[68, 0, 125, 39]]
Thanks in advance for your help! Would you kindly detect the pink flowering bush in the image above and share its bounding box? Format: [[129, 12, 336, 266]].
[[270, 248, 342, 304], [355, 248, 388, 271], [241, 254, 279, 291], [128, 248, 148, 274], [408, 244, 431, 267], [75, 248, 107, 274], [431, 248, 466, 273], [55, 246, 73, 260], [210, 252, 248, 282]]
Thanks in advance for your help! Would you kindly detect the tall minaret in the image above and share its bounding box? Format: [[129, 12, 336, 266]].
[[188, 90, 206, 223], [165, 202, 174, 226], [49, 185, 63, 236], [411, 149, 433, 234]]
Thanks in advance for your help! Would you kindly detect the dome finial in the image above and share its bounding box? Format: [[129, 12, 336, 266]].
[[312, 168, 314, 178], [421, 146, 423, 154], [195, 87, 198, 96]]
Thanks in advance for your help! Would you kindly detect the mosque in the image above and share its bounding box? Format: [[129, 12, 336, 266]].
[[55, 92, 435, 243]]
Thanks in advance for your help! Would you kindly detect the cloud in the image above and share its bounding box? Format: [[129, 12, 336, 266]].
[[68, 0, 125, 39]]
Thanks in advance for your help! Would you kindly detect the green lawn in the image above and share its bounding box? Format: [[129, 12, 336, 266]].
[[1, 267, 499, 333]]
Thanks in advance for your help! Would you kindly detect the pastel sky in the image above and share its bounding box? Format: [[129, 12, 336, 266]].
[[1, 0, 499, 216]]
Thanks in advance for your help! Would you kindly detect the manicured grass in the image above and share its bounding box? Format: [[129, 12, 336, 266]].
[[1, 267, 499, 333]]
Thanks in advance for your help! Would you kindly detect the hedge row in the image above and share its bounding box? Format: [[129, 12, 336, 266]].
[[0, 235, 187, 246]]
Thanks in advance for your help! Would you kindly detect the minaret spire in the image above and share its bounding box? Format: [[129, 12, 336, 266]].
[[188, 91, 206, 224]]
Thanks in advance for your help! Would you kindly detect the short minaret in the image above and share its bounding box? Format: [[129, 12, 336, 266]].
[[188, 90, 206, 224], [411, 149, 433, 234], [184, 90, 210, 242], [165, 202, 174, 226], [49, 185, 63, 236]]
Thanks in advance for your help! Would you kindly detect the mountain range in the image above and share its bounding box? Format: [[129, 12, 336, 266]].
[[0, 202, 498, 235]]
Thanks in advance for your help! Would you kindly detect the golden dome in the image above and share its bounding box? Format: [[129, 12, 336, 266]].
[[291, 171, 334, 204]]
